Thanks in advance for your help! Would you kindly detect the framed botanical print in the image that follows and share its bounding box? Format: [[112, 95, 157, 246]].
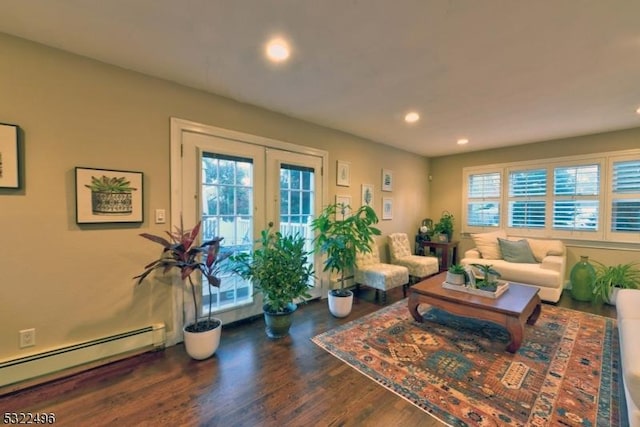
[[337, 160, 351, 187], [361, 184, 374, 207], [382, 197, 393, 220], [75, 167, 144, 224], [382, 169, 393, 192], [335, 195, 352, 217]]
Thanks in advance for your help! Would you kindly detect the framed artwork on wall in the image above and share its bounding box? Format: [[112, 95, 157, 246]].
[[361, 184, 374, 207], [75, 167, 144, 224], [382, 169, 393, 192], [0, 123, 19, 189], [335, 195, 352, 216], [382, 197, 393, 220], [336, 160, 351, 187]]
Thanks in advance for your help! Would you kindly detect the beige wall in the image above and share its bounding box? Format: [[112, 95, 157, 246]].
[[0, 33, 429, 361], [429, 127, 640, 270]]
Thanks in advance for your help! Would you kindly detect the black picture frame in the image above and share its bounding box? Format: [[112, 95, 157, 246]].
[[0, 123, 19, 189]]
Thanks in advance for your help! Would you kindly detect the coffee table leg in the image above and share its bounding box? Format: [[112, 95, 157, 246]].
[[408, 294, 423, 322], [527, 301, 542, 325], [505, 317, 523, 353]]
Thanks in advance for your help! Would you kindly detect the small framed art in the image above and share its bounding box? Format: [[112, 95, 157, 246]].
[[382, 197, 393, 220], [75, 167, 144, 224], [382, 169, 393, 192], [335, 195, 352, 217], [0, 123, 19, 189], [361, 184, 374, 207], [337, 160, 351, 187]]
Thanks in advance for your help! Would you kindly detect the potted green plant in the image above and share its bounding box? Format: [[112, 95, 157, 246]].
[[433, 211, 454, 242], [446, 264, 467, 285], [311, 203, 381, 317], [228, 223, 314, 338], [134, 220, 230, 360], [470, 263, 502, 291], [591, 261, 640, 305]]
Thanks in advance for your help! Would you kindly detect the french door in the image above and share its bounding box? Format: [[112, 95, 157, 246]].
[[175, 120, 326, 328]]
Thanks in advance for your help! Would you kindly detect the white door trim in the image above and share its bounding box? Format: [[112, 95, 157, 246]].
[[169, 117, 329, 342]]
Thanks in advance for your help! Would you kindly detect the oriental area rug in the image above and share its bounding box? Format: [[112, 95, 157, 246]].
[[312, 300, 627, 427]]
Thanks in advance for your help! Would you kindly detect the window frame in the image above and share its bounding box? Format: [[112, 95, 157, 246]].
[[462, 148, 640, 244]]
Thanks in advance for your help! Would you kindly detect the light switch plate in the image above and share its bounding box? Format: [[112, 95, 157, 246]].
[[155, 209, 166, 224]]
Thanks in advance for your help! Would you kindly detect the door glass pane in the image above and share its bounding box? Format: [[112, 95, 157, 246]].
[[201, 153, 254, 312], [279, 164, 315, 283]]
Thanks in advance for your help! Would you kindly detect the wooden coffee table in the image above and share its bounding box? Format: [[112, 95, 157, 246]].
[[408, 272, 541, 353]]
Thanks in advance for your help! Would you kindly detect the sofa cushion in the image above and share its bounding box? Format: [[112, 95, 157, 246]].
[[498, 238, 537, 263], [526, 238, 565, 262], [618, 289, 640, 320], [471, 229, 507, 260]]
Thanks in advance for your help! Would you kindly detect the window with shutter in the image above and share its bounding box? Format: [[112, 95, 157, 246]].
[[611, 158, 640, 235], [552, 164, 599, 231], [508, 168, 546, 228], [466, 172, 501, 228]]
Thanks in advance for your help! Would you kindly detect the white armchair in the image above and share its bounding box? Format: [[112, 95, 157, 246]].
[[355, 243, 409, 304], [388, 233, 439, 283]]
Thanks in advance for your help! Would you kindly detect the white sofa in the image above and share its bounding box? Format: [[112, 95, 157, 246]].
[[618, 289, 640, 427], [460, 230, 566, 302]]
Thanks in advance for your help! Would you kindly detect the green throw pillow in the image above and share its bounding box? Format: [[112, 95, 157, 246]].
[[497, 238, 537, 264]]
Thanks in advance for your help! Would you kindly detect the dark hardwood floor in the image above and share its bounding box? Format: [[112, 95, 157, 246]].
[[0, 287, 616, 427]]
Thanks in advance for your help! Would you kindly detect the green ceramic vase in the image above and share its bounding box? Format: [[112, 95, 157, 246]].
[[570, 255, 595, 301]]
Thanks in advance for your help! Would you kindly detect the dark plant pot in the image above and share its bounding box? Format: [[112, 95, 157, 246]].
[[263, 303, 297, 339]]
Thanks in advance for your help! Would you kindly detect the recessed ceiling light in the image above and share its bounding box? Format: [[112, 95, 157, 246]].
[[636, 106, 640, 115], [265, 38, 290, 63], [404, 112, 420, 123], [457, 138, 469, 145]]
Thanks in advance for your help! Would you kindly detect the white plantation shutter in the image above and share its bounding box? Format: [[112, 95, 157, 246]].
[[552, 164, 599, 231], [466, 172, 501, 228], [508, 168, 546, 228], [611, 158, 640, 234]]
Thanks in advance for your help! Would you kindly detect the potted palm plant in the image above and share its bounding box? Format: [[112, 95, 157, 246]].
[[134, 220, 230, 360], [470, 263, 502, 291], [591, 261, 640, 305], [311, 203, 381, 317], [446, 264, 467, 285], [228, 223, 314, 338]]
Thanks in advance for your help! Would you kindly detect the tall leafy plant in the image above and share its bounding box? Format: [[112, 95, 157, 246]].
[[311, 204, 381, 296], [229, 224, 314, 313], [134, 220, 230, 332]]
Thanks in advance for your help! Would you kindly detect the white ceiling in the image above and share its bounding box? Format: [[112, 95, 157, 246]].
[[2, 1, 640, 156]]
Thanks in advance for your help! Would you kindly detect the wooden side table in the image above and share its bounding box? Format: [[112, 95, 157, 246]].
[[417, 240, 459, 272]]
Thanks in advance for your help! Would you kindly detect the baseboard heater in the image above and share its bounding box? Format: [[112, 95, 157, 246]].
[[0, 323, 165, 394]]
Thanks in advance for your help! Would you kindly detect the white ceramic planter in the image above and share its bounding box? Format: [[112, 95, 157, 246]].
[[606, 287, 620, 306], [328, 290, 353, 318], [183, 319, 222, 360], [445, 272, 465, 285]]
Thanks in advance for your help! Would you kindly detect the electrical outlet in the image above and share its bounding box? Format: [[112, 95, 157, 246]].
[[19, 328, 35, 348]]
